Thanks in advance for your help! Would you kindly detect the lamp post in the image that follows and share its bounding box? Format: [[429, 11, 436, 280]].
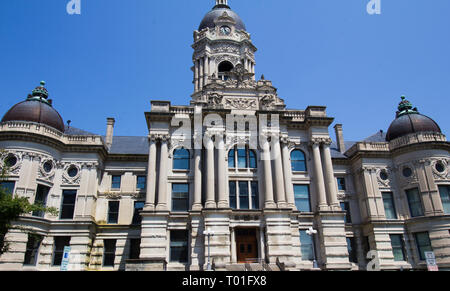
[[306, 227, 319, 269], [203, 228, 215, 271]]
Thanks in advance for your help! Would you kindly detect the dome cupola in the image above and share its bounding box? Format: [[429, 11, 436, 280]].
[[199, 0, 246, 31]]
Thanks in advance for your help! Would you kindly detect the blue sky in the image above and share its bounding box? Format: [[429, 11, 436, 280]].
[[0, 0, 449, 142]]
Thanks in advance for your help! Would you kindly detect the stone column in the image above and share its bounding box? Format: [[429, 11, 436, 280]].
[[272, 136, 287, 208], [262, 135, 276, 209], [156, 137, 169, 211], [204, 56, 209, 87], [199, 58, 204, 90], [194, 60, 199, 92], [192, 149, 203, 211], [217, 134, 228, 208], [145, 138, 157, 210], [205, 133, 216, 208], [311, 140, 328, 211], [322, 140, 340, 210], [230, 227, 237, 263], [281, 139, 295, 209]]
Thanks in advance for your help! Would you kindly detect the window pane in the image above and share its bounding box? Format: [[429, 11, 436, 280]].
[[228, 149, 236, 168], [33, 185, 50, 217], [340, 202, 352, 223], [390, 234, 406, 261], [111, 175, 121, 189], [52, 237, 70, 266], [337, 178, 346, 191], [299, 230, 314, 261], [439, 186, 450, 214], [291, 150, 306, 172], [137, 176, 146, 190], [248, 150, 257, 169], [239, 182, 249, 210], [172, 184, 189, 212], [108, 201, 119, 224], [60, 190, 77, 219], [347, 238, 358, 263], [24, 235, 42, 266], [229, 181, 237, 209], [173, 149, 190, 170], [415, 232, 432, 260], [251, 182, 259, 210], [294, 185, 311, 212], [0, 181, 15, 196], [237, 149, 247, 168], [132, 202, 145, 225], [103, 239, 117, 267], [382, 192, 397, 220], [170, 230, 188, 263], [406, 188, 424, 217]]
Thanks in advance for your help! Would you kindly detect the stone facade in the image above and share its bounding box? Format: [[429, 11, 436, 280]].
[[0, 0, 449, 271]]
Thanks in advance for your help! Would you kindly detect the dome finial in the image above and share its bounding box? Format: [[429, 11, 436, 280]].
[[397, 95, 418, 117], [214, 0, 229, 8], [40, 80, 46, 87]]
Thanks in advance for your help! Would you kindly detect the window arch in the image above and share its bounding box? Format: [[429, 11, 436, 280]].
[[218, 61, 233, 81], [173, 148, 190, 170], [228, 146, 257, 169], [291, 150, 307, 172]]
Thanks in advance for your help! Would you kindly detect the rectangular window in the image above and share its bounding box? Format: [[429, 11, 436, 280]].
[[406, 188, 424, 217], [0, 181, 15, 196], [294, 185, 311, 212], [337, 177, 346, 191], [52, 236, 70, 266], [172, 183, 189, 212], [229, 181, 237, 209], [136, 176, 146, 190], [107, 201, 120, 224], [438, 186, 450, 214], [24, 234, 42, 266], [414, 232, 432, 261], [237, 148, 247, 168], [390, 234, 406, 261], [170, 230, 188, 263], [111, 175, 121, 190], [299, 230, 315, 261], [347, 237, 358, 263], [340, 202, 352, 223], [33, 185, 50, 217], [132, 201, 145, 225], [129, 239, 141, 260], [251, 182, 259, 210], [382, 192, 398, 220], [103, 239, 117, 267], [239, 181, 249, 210], [60, 190, 77, 220]]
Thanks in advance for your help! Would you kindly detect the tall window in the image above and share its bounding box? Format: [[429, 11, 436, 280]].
[[382, 192, 398, 220], [347, 237, 358, 263], [291, 150, 307, 172], [406, 188, 424, 217], [111, 175, 121, 190], [414, 232, 432, 261], [33, 185, 50, 217], [132, 201, 145, 225], [340, 202, 352, 223], [129, 239, 141, 260], [173, 148, 190, 170], [172, 184, 189, 212], [228, 147, 257, 169], [52, 237, 71, 266], [24, 234, 42, 266], [390, 234, 406, 261], [438, 186, 450, 214], [107, 201, 120, 224], [0, 181, 15, 196], [136, 176, 146, 190], [60, 190, 77, 220], [294, 185, 311, 212], [299, 230, 315, 261], [229, 181, 259, 210], [337, 177, 346, 191], [103, 239, 117, 267], [170, 230, 188, 263]]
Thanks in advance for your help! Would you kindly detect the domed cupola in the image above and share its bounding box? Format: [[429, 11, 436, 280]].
[[1, 81, 65, 133], [199, 0, 246, 31], [386, 96, 442, 142]]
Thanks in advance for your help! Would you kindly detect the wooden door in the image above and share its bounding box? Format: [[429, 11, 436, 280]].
[[236, 229, 258, 263]]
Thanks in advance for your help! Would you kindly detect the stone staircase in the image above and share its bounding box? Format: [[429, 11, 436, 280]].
[[225, 263, 281, 271]]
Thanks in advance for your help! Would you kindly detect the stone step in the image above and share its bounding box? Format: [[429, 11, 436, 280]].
[[225, 264, 246, 271]]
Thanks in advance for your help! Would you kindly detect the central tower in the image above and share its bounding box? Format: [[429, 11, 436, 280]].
[[192, 0, 257, 94]]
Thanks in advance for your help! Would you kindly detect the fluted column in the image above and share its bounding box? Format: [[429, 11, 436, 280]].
[[281, 139, 295, 209], [145, 138, 157, 210], [192, 149, 203, 211], [262, 135, 276, 209], [272, 136, 287, 208], [205, 133, 216, 208], [156, 137, 169, 211], [217, 134, 228, 208], [322, 140, 340, 210], [311, 140, 328, 211]]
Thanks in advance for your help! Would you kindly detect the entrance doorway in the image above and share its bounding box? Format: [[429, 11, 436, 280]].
[[235, 228, 258, 263]]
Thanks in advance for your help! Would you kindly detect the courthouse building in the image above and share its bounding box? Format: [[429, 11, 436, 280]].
[[0, 0, 449, 271]]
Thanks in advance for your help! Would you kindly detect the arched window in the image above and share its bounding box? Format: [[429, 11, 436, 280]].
[[291, 150, 307, 172], [218, 61, 233, 81], [173, 148, 190, 170], [228, 146, 257, 169]]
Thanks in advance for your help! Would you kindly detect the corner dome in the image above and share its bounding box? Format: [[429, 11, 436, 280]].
[[1, 81, 65, 133], [386, 96, 441, 142], [199, 3, 246, 31]]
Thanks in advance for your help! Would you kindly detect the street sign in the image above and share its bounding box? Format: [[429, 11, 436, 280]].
[[424, 252, 439, 272], [60, 246, 71, 271]]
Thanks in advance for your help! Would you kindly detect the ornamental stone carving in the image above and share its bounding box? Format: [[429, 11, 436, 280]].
[[224, 97, 257, 110], [61, 163, 82, 186], [430, 158, 449, 180]]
